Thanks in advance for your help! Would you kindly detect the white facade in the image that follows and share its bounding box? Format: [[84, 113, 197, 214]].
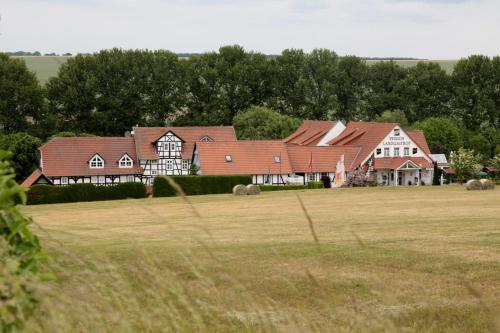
[[140, 131, 191, 185]]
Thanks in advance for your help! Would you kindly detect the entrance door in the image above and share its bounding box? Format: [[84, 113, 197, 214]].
[[397, 171, 403, 186]]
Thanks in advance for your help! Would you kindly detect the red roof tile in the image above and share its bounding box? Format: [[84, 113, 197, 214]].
[[133, 126, 237, 160], [287, 145, 362, 173], [21, 169, 50, 188], [40, 137, 142, 177], [373, 157, 432, 170], [284, 120, 337, 145], [407, 130, 431, 155], [197, 141, 293, 175]]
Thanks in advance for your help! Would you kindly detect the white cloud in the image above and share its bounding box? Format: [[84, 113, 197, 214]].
[[1, 0, 499, 58]]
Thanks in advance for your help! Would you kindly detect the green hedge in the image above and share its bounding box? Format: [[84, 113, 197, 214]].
[[27, 182, 147, 205], [153, 175, 252, 197], [261, 181, 325, 192]]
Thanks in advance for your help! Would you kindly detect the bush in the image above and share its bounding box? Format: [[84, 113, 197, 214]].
[[153, 175, 253, 197], [307, 181, 324, 189], [27, 182, 147, 205], [367, 180, 378, 187]]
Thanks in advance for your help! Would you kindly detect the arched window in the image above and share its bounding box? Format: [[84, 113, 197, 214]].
[[119, 154, 133, 168], [89, 154, 104, 168]]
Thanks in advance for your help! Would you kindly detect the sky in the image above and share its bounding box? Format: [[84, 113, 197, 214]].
[[1, 0, 499, 59]]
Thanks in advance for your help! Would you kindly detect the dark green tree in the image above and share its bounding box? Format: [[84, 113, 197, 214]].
[[0, 53, 44, 134], [47, 49, 186, 135], [414, 117, 462, 156], [335, 56, 368, 120], [452, 55, 498, 130], [365, 61, 407, 120], [396, 62, 452, 123], [0, 133, 42, 182], [178, 45, 273, 125], [233, 106, 301, 140]]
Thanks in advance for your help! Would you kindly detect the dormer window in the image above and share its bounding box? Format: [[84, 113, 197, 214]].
[[201, 136, 214, 142], [274, 155, 281, 163], [118, 154, 133, 168], [89, 154, 104, 168], [225, 155, 232, 162]]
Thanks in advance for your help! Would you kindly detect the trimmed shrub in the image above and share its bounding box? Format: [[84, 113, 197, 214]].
[[307, 181, 324, 189], [466, 179, 482, 191], [246, 184, 261, 195], [27, 182, 148, 205], [153, 175, 253, 197], [479, 179, 495, 190], [320, 175, 332, 188], [232, 184, 248, 196]]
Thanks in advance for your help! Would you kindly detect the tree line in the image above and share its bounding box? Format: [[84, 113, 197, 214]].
[[0, 47, 499, 180]]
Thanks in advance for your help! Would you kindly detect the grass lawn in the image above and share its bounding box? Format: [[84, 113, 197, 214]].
[[22, 186, 500, 332]]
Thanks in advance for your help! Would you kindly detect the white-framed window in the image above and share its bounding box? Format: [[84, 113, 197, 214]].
[[264, 174, 271, 184], [89, 154, 104, 168], [151, 170, 158, 175], [201, 136, 213, 142], [119, 154, 133, 168], [158, 143, 163, 150], [404, 147, 410, 156], [225, 155, 232, 162], [309, 174, 315, 181], [413, 148, 418, 154], [151, 160, 158, 165], [274, 155, 281, 163], [376, 148, 382, 155], [127, 175, 135, 182], [384, 148, 390, 157], [394, 128, 400, 136], [182, 160, 189, 170], [394, 147, 400, 156], [61, 177, 68, 185], [170, 143, 176, 150], [91, 176, 98, 183], [167, 160, 173, 170]]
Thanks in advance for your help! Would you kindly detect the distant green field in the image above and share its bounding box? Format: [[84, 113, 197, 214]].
[[15, 56, 70, 84], [15, 56, 458, 84]]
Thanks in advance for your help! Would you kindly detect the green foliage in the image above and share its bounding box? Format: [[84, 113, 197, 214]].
[[152, 175, 253, 197], [0, 53, 44, 134], [0, 133, 42, 185], [47, 131, 96, 141], [374, 110, 409, 127], [307, 181, 324, 189], [0, 151, 41, 331], [260, 185, 308, 191], [47, 49, 186, 135], [452, 55, 499, 130], [233, 106, 301, 140], [414, 117, 462, 155], [27, 182, 147, 205], [450, 148, 482, 182]]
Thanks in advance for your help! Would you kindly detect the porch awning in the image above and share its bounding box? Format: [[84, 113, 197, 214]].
[[373, 157, 432, 170]]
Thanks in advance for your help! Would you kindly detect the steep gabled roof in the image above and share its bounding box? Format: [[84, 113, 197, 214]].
[[21, 169, 52, 188], [196, 141, 293, 175], [133, 126, 237, 160], [39, 137, 142, 177], [284, 120, 338, 146], [407, 130, 431, 155], [287, 146, 362, 173]]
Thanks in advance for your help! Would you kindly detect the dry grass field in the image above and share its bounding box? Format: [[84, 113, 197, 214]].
[[21, 186, 500, 332]]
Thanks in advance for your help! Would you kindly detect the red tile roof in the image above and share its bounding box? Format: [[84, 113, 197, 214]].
[[40, 137, 143, 177], [133, 126, 237, 160], [373, 157, 432, 170], [196, 141, 293, 175], [21, 169, 50, 188], [328, 122, 432, 169], [287, 145, 362, 173], [284, 120, 337, 146]]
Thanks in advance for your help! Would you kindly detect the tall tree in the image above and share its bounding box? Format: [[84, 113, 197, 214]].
[[374, 110, 409, 128], [396, 62, 452, 123], [414, 117, 462, 156], [0, 133, 41, 182], [47, 49, 186, 135], [452, 55, 498, 130], [335, 56, 368, 121], [450, 148, 482, 183], [233, 106, 301, 140], [178, 45, 273, 125], [0, 54, 44, 134], [365, 61, 407, 120]]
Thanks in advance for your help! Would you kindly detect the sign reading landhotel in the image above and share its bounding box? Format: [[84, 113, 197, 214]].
[[383, 137, 411, 146]]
